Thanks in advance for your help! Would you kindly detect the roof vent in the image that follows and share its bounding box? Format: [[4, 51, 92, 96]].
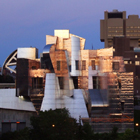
[[113, 9, 118, 12]]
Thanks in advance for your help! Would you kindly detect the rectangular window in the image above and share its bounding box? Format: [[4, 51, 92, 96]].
[[124, 61, 128, 64], [17, 122, 26, 131], [93, 76, 100, 89], [32, 77, 43, 89], [113, 62, 119, 70], [57, 61, 60, 71], [75, 60, 79, 70], [121, 102, 124, 112], [135, 61, 140, 65], [2, 123, 11, 133], [91, 60, 95, 70], [82, 60, 86, 70], [58, 77, 64, 89]]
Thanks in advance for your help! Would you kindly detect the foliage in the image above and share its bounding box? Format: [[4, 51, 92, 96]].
[[0, 127, 30, 140], [30, 108, 78, 140], [1, 109, 140, 140]]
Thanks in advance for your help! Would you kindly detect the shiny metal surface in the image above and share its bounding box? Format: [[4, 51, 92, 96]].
[[71, 36, 81, 76], [41, 73, 89, 121], [89, 89, 108, 107], [43, 44, 54, 53], [17, 48, 37, 59], [0, 89, 35, 111]]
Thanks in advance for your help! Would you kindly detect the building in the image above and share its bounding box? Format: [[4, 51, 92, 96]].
[[1, 30, 134, 133], [100, 10, 140, 97], [100, 9, 140, 48], [113, 36, 140, 97]]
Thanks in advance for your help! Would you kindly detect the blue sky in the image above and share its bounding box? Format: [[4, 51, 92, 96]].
[[0, 0, 140, 66]]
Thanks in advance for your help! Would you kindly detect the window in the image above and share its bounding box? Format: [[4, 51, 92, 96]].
[[17, 122, 26, 131], [58, 77, 64, 89], [121, 102, 124, 112], [32, 77, 43, 89], [75, 60, 79, 70], [135, 61, 140, 65], [57, 61, 60, 71], [124, 61, 128, 64], [2, 123, 11, 133], [93, 76, 100, 89], [91, 60, 95, 70], [32, 66, 36, 69], [135, 55, 138, 58], [113, 62, 119, 70], [82, 60, 86, 70]]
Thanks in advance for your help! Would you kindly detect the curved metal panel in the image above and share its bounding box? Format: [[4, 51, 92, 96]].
[[43, 44, 54, 53], [71, 36, 80, 76]]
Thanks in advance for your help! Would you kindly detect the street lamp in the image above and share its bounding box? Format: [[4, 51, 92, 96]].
[[52, 124, 55, 127], [136, 123, 139, 132]]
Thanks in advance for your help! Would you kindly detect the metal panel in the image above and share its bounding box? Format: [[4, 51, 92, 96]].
[[0, 89, 36, 111], [43, 44, 54, 53], [71, 36, 81, 76], [41, 73, 89, 121], [89, 89, 104, 107], [17, 48, 37, 59], [54, 30, 69, 38]]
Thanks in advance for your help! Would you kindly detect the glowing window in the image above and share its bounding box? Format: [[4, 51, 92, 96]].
[[135, 61, 140, 65], [124, 61, 128, 64]]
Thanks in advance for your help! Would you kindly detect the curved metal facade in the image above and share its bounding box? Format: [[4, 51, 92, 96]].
[[71, 36, 80, 76], [43, 44, 54, 53]]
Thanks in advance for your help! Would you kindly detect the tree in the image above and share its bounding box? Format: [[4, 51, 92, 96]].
[[30, 108, 78, 140]]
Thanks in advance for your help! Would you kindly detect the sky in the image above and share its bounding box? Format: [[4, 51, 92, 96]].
[[0, 0, 140, 66]]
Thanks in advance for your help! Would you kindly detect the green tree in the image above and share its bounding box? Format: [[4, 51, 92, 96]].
[[30, 108, 78, 140]]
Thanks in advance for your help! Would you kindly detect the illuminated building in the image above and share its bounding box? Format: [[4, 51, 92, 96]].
[[1, 30, 134, 133], [100, 10, 140, 97], [100, 9, 140, 48]]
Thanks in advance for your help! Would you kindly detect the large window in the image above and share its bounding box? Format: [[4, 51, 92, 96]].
[[82, 60, 86, 70], [57, 61, 60, 71], [91, 60, 95, 70], [113, 62, 119, 70], [75, 60, 79, 70]]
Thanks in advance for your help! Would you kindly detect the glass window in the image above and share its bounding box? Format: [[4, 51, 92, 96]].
[[57, 61, 60, 71], [135, 61, 140, 65], [91, 60, 95, 70], [82, 60, 86, 70], [58, 77, 64, 89], [93, 76, 100, 89], [124, 61, 128, 64], [113, 62, 119, 70], [75, 60, 79, 70]]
